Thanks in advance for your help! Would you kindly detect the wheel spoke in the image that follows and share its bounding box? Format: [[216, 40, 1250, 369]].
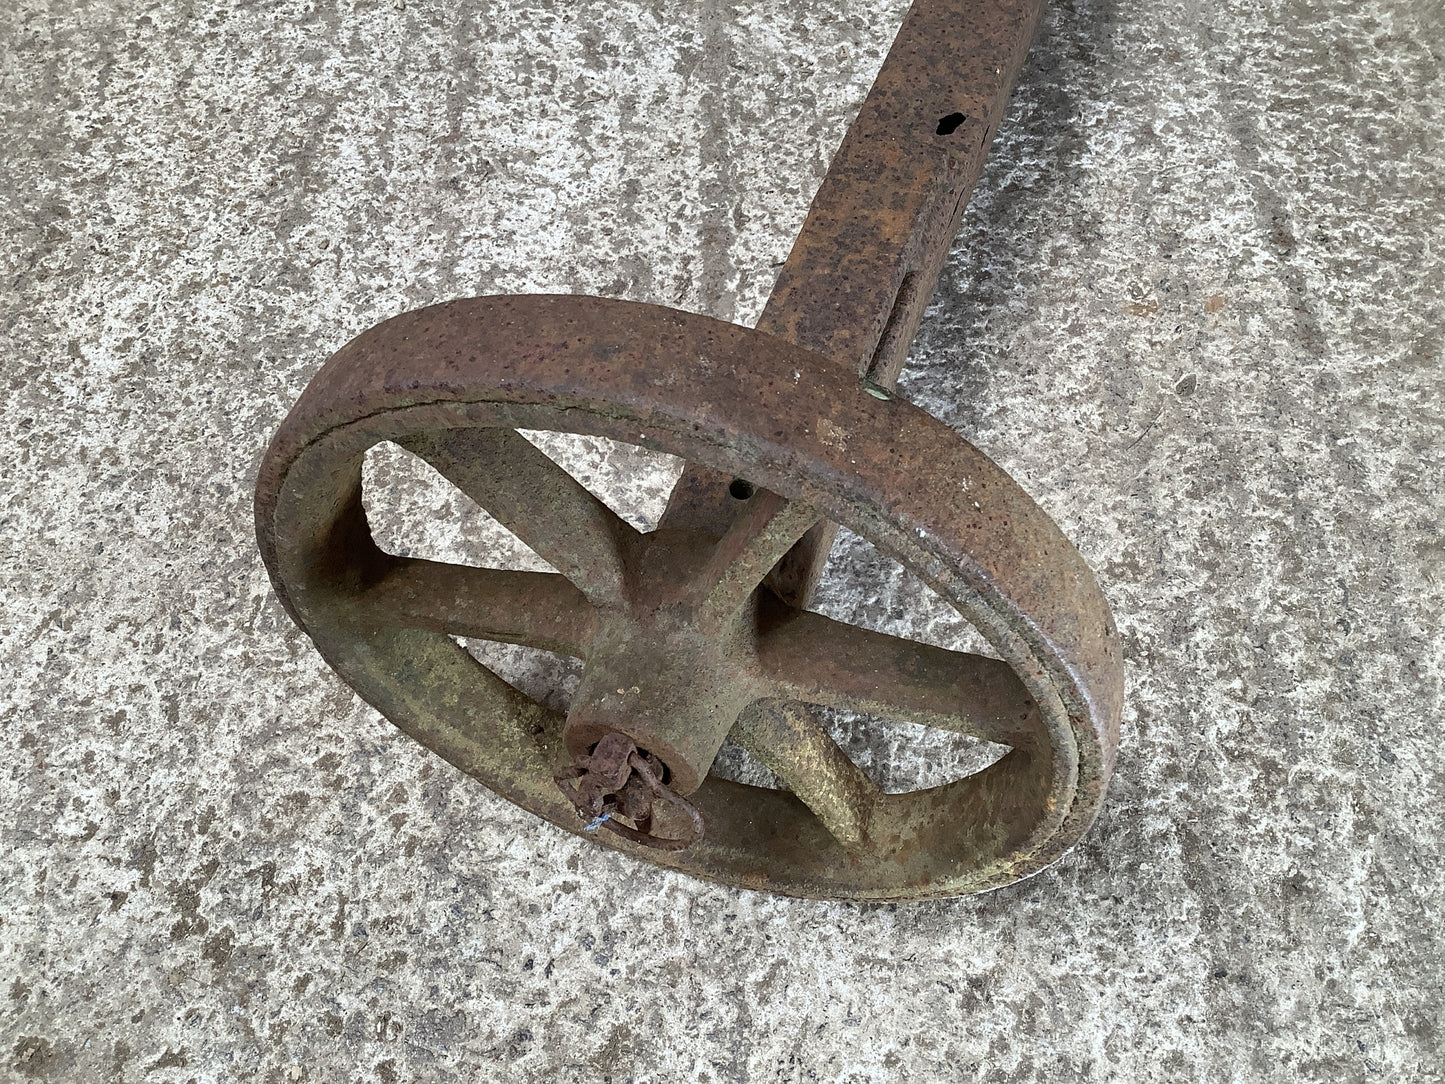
[[733, 700, 880, 849], [693, 489, 820, 628], [397, 428, 637, 607], [355, 558, 597, 658], [753, 607, 1039, 746]]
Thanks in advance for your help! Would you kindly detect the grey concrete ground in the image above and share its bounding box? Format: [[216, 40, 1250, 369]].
[[3, 0, 1442, 1080]]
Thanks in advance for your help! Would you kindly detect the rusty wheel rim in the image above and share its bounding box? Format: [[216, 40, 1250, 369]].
[[255, 295, 1122, 901]]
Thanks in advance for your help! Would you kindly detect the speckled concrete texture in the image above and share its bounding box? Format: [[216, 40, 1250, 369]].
[[2, 0, 1442, 1080]]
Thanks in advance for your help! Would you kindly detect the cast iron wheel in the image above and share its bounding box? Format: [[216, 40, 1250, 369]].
[[255, 294, 1121, 900]]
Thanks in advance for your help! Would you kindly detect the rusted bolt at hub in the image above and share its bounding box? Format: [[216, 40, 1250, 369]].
[[553, 731, 706, 852], [561, 635, 749, 799]]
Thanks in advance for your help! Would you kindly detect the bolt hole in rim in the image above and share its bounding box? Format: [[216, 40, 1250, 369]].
[[728, 478, 756, 501]]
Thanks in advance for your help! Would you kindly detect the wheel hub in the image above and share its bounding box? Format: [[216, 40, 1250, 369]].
[[562, 529, 764, 798]]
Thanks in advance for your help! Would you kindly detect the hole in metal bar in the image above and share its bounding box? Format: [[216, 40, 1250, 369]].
[[728, 478, 755, 501], [935, 112, 966, 135]]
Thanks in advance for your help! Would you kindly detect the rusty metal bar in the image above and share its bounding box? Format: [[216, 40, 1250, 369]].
[[762, 0, 1045, 379], [661, 0, 1045, 606]]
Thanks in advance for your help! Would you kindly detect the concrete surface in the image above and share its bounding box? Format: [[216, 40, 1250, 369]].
[[2, 0, 1442, 1080]]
